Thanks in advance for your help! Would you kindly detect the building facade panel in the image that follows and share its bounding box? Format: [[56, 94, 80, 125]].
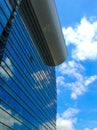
[[0, 0, 56, 130]]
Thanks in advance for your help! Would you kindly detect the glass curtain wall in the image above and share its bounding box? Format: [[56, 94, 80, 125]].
[[0, 0, 56, 130]]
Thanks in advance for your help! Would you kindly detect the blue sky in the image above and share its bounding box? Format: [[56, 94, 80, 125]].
[[0, 0, 97, 130], [55, 0, 97, 130]]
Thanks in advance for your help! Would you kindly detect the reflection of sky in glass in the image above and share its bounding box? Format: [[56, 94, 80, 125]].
[[0, 105, 22, 130], [0, 57, 13, 79], [0, 0, 56, 130]]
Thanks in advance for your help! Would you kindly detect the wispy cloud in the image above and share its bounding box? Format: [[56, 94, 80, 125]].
[[84, 75, 97, 86], [62, 17, 97, 61], [57, 60, 97, 99], [57, 107, 79, 130], [57, 76, 65, 86], [62, 107, 79, 119]]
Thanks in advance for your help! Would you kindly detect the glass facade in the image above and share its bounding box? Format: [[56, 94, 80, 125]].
[[0, 0, 56, 130]]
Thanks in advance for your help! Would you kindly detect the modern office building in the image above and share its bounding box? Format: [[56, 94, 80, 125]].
[[0, 0, 67, 130]]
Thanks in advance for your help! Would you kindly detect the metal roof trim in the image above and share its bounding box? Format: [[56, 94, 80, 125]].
[[30, 0, 67, 66], [20, 0, 67, 66]]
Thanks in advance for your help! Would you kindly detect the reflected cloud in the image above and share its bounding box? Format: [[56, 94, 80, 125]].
[[0, 57, 13, 79], [0, 105, 21, 130], [46, 99, 56, 108], [40, 119, 55, 130], [31, 70, 51, 89]]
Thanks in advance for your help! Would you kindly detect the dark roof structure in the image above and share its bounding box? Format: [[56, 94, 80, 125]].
[[20, 0, 67, 66]]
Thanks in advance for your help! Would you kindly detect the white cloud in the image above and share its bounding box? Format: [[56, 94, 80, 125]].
[[58, 60, 85, 79], [85, 75, 97, 86], [0, 57, 13, 79], [71, 92, 77, 100], [62, 108, 79, 119], [0, 105, 21, 129], [57, 17, 97, 99], [56, 16, 97, 130], [93, 128, 97, 130], [84, 128, 90, 130], [57, 108, 79, 130], [57, 76, 65, 86], [57, 60, 97, 99], [62, 17, 97, 61], [56, 76, 66, 94], [57, 116, 75, 130]]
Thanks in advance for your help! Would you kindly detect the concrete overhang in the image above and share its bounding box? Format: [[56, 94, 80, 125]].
[[21, 0, 67, 66]]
